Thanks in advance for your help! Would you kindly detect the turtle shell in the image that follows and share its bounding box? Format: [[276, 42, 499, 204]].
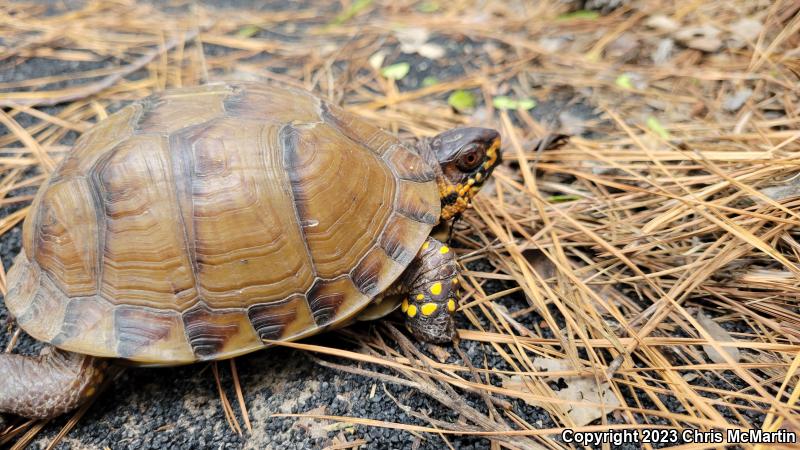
[[5, 82, 439, 365]]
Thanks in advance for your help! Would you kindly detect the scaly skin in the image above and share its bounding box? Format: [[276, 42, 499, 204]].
[[399, 237, 459, 343], [0, 347, 107, 419]]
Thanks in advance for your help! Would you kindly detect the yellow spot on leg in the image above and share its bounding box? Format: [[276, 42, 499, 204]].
[[439, 246, 450, 254], [421, 303, 438, 316], [85, 387, 96, 397], [401, 299, 409, 312], [451, 278, 459, 285], [407, 304, 418, 318], [416, 293, 424, 301], [422, 241, 430, 250], [447, 299, 456, 312], [429, 282, 442, 296]]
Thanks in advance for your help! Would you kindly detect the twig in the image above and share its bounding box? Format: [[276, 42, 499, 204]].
[[0, 29, 200, 107]]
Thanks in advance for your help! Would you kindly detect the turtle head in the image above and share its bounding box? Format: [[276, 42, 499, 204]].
[[426, 127, 502, 221]]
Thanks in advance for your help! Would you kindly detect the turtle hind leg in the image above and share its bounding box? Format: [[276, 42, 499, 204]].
[[399, 237, 459, 343], [0, 346, 107, 419]]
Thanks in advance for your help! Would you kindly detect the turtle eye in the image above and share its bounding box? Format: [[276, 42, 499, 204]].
[[456, 146, 484, 171]]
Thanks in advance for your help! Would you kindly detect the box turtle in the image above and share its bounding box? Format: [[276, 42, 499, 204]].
[[0, 82, 501, 420]]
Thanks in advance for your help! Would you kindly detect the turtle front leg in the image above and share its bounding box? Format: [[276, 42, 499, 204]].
[[399, 237, 459, 343], [0, 347, 107, 419]]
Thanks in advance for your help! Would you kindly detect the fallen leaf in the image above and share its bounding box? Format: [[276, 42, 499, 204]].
[[421, 76, 439, 87], [531, 357, 569, 373], [729, 18, 763, 48], [696, 310, 741, 364], [615, 74, 634, 90], [689, 37, 723, 52], [395, 27, 430, 53], [502, 357, 620, 426], [646, 116, 670, 139], [395, 27, 445, 60], [756, 174, 800, 202], [518, 99, 536, 110], [295, 405, 331, 440], [236, 25, 260, 37], [558, 377, 620, 426], [492, 96, 536, 110], [674, 26, 722, 52], [448, 90, 477, 112], [682, 373, 699, 382], [381, 62, 410, 80], [645, 15, 679, 32], [417, 43, 445, 59]]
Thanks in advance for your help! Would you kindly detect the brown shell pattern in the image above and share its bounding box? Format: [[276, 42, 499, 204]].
[[5, 82, 439, 364]]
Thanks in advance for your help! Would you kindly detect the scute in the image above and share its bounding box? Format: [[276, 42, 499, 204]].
[[114, 306, 194, 363], [96, 134, 197, 310], [54, 102, 143, 181], [7, 82, 439, 364], [170, 118, 314, 309], [283, 121, 396, 278], [51, 297, 115, 357], [29, 177, 99, 297], [181, 304, 261, 361], [138, 86, 230, 134]]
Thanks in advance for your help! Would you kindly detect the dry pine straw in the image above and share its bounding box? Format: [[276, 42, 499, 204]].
[[0, 0, 799, 449]]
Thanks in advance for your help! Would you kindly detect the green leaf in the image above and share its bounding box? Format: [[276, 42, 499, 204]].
[[422, 76, 439, 87], [557, 10, 600, 21], [448, 90, 476, 112], [381, 62, 410, 80], [493, 96, 536, 110], [646, 116, 671, 139], [236, 25, 261, 37], [492, 96, 517, 110], [417, 1, 440, 12], [330, 0, 373, 25], [615, 74, 633, 90], [517, 98, 537, 110], [547, 194, 582, 203]]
